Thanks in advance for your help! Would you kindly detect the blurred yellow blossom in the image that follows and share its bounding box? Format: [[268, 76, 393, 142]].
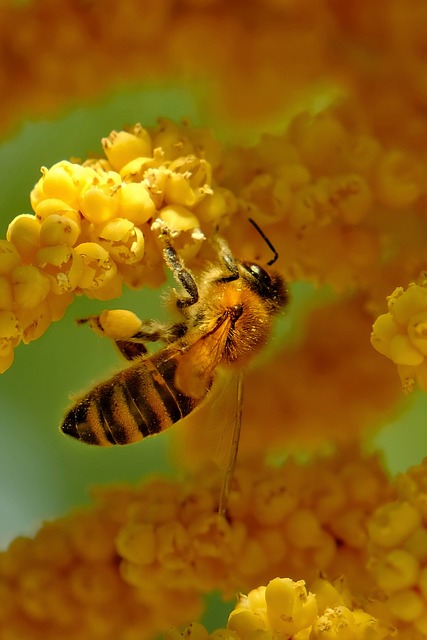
[[0, 448, 399, 639], [3, 0, 427, 639], [367, 459, 427, 637]]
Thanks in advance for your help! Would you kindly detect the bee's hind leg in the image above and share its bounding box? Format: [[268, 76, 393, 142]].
[[77, 312, 187, 361]]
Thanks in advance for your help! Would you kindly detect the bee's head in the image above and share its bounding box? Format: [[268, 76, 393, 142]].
[[240, 262, 289, 312]]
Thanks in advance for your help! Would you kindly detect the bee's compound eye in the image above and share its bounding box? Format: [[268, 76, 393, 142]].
[[242, 262, 272, 287]]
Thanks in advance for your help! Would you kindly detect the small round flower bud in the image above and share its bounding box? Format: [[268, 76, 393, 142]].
[[371, 548, 419, 593], [102, 127, 152, 172], [375, 150, 423, 209], [37, 161, 87, 209], [0, 240, 21, 275], [94, 219, 145, 265], [368, 501, 421, 547], [33, 197, 77, 221], [116, 182, 155, 224], [7, 214, 41, 263], [36, 246, 84, 294], [79, 173, 121, 224], [11, 265, 51, 309], [74, 242, 118, 291], [265, 578, 317, 634], [39, 214, 81, 247]]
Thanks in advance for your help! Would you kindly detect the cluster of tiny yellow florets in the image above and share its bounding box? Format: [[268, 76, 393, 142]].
[[0, 118, 236, 373], [366, 458, 427, 637], [371, 275, 427, 394], [0, 484, 203, 640], [4, 104, 427, 382], [166, 577, 396, 640], [220, 107, 427, 297], [1, 0, 427, 148], [116, 448, 391, 599], [0, 448, 396, 639]]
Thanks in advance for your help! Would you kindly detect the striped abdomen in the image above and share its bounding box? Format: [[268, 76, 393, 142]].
[[61, 347, 208, 446]]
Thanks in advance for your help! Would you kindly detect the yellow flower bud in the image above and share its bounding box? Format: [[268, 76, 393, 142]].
[[389, 284, 427, 326], [389, 334, 424, 366], [102, 126, 152, 172], [116, 523, 157, 565], [309, 577, 345, 614], [404, 527, 427, 563], [39, 213, 81, 247], [0, 240, 21, 275], [414, 611, 427, 637], [290, 183, 327, 229], [375, 150, 423, 209], [371, 313, 400, 358], [252, 475, 298, 525], [0, 276, 13, 310], [265, 578, 317, 634], [329, 174, 373, 225], [94, 219, 145, 265], [286, 509, 323, 548], [7, 214, 41, 263], [418, 566, 427, 599], [228, 609, 268, 637], [151, 118, 194, 161], [16, 302, 52, 344], [116, 182, 156, 224], [0, 310, 20, 340], [79, 173, 121, 224], [311, 606, 355, 640], [36, 246, 84, 294], [372, 549, 419, 593], [195, 188, 237, 223], [119, 151, 163, 181], [156, 205, 199, 234], [38, 161, 87, 209], [157, 205, 204, 261], [164, 156, 212, 207], [387, 589, 424, 622], [368, 501, 421, 547], [11, 265, 51, 310], [407, 311, 427, 356], [46, 291, 75, 322], [74, 242, 118, 291], [34, 197, 77, 221]]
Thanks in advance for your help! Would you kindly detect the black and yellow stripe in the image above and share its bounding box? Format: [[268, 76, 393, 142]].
[[61, 348, 202, 446]]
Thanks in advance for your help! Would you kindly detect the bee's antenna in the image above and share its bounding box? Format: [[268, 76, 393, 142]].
[[248, 218, 278, 266]]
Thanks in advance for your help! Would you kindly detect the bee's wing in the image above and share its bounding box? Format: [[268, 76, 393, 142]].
[[174, 314, 233, 399], [172, 368, 244, 515], [216, 371, 243, 516]]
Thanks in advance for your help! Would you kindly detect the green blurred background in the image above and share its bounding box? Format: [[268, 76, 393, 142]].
[[1, 85, 426, 575]]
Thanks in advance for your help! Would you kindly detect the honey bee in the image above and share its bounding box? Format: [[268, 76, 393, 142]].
[[61, 221, 288, 514]]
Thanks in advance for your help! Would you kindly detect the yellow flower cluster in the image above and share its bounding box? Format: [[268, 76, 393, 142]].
[[0, 448, 396, 639], [167, 577, 396, 640], [367, 458, 427, 637], [0, 119, 235, 373], [0, 484, 202, 640], [2, 0, 427, 144], [371, 276, 427, 394], [4, 105, 427, 380], [117, 448, 390, 599], [220, 107, 427, 298]]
